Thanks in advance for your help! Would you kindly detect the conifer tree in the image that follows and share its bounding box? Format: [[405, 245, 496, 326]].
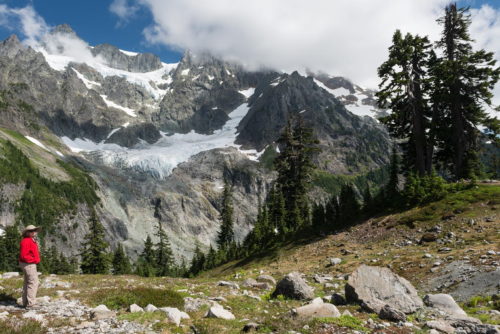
[[377, 30, 433, 175], [154, 221, 175, 276], [434, 3, 499, 179], [385, 144, 401, 202], [274, 115, 319, 232], [217, 180, 234, 250], [362, 184, 374, 213], [80, 213, 110, 274], [136, 235, 155, 277], [112, 244, 131, 275], [337, 184, 361, 227], [1, 225, 20, 271]]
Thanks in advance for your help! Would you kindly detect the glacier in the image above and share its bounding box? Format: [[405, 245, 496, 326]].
[[62, 89, 262, 178]]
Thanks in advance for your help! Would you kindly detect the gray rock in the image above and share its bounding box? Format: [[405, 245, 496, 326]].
[[242, 322, 260, 332], [293, 297, 340, 319], [328, 258, 342, 266], [272, 272, 314, 300], [345, 265, 423, 314], [159, 307, 190, 326], [144, 304, 158, 312], [314, 274, 333, 284], [423, 294, 467, 318], [379, 305, 407, 322], [450, 319, 498, 334], [128, 304, 144, 313], [218, 281, 240, 289], [242, 278, 258, 288], [205, 305, 235, 320], [425, 320, 455, 334], [1, 272, 20, 279], [256, 275, 276, 285], [183, 297, 212, 312]]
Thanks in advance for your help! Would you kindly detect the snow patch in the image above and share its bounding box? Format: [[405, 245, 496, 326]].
[[71, 68, 101, 89], [55, 150, 64, 157], [38, 48, 177, 100], [0, 227, 4, 236], [100, 95, 137, 117], [25, 136, 50, 151], [207, 75, 214, 81], [181, 69, 190, 76], [119, 49, 138, 56], [238, 87, 255, 99]]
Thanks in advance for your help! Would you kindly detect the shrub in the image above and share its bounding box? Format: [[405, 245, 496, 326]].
[[0, 318, 45, 334]]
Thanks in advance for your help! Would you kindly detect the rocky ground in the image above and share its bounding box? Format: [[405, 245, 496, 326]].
[[0, 184, 498, 334]]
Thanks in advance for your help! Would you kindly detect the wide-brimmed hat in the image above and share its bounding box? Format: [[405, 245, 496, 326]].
[[22, 225, 41, 234]]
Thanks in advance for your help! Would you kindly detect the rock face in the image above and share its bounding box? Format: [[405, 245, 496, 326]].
[[272, 272, 314, 300], [345, 265, 423, 314], [293, 297, 341, 319]]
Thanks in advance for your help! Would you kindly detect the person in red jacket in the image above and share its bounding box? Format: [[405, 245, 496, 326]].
[[19, 225, 41, 308]]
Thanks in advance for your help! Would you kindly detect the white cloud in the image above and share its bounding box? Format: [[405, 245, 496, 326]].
[[136, 0, 455, 87], [470, 5, 500, 107], [0, 5, 49, 46], [109, 0, 140, 24]]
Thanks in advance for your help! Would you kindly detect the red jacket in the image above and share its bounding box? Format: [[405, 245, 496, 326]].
[[19, 237, 40, 264]]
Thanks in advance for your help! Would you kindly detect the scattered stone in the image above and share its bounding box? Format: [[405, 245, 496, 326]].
[[205, 304, 235, 320], [0, 311, 8, 320], [421, 233, 439, 243], [342, 310, 353, 317], [1, 272, 20, 279], [242, 278, 258, 288], [425, 320, 455, 334], [218, 281, 240, 289], [293, 297, 340, 319], [252, 282, 272, 290], [424, 253, 433, 258], [450, 319, 497, 334], [209, 296, 227, 302], [345, 265, 423, 314], [331, 293, 346, 306], [128, 304, 144, 313], [423, 294, 467, 318], [379, 305, 407, 322], [22, 311, 44, 322], [313, 274, 333, 284], [487, 250, 496, 256], [328, 258, 342, 266], [429, 225, 442, 233], [272, 272, 314, 300], [439, 247, 452, 253], [433, 262, 442, 267], [242, 322, 260, 332], [256, 275, 276, 285], [159, 307, 190, 326], [90, 305, 116, 320], [144, 304, 158, 312]]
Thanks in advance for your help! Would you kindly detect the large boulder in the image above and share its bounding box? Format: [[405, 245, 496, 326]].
[[345, 265, 423, 314], [159, 307, 190, 326], [423, 294, 467, 318], [272, 272, 314, 300], [205, 304, 235, 320], [293, 297, 341, 319]]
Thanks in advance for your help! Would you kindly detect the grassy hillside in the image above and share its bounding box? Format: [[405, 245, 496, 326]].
[[0, 183, 498, 333]]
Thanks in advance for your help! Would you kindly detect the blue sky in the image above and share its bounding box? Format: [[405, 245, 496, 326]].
[[0, 0, 499, 94]]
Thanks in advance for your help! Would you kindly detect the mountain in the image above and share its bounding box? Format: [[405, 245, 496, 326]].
[[0, 25, 391, 260]]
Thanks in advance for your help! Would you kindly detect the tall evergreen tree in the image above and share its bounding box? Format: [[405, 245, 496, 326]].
[[216, 180, 234, 250], [377, 30, 433, 175], [154, 221, 175, 276], [112, 244, 131, 275], [136, 234, 155, 277], [337, 184, 361, 227], [274, 115, 319, 231], [80, 213, 110, 274], [434, 3, 500, 179], [0, 226, 20, 272], [385, 144, 401, 202]]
